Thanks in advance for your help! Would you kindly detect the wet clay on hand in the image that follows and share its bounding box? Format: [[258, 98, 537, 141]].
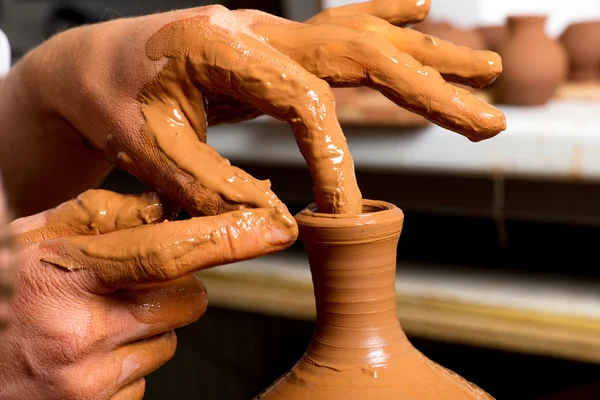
[[12, 189, 168, 246], [257, 201, 493, 399], [137, 1, 505, 215], [26, 189, 296, 292]]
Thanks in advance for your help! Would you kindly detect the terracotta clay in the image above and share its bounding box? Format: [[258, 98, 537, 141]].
[[256, 200, 493, 399], [496, 16, 567, 105], [560, 21, 600, 81]]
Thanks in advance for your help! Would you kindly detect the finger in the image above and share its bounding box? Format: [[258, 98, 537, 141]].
[[64, 331, 175, 398], [133, 23, 286, 217], [111, 378, 145, 400], [11, 189, 171, 246], [307, 14, 502, 89], [112, 331, 177, 390], [258, 23, 506, 141], [308, 0, 431, 27], [105, 275, 207, 344], [147, 11, 361, 214], [37, 206, 297, 293]]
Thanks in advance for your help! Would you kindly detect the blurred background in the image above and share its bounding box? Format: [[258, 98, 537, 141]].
[[3, 0, 600, 398]]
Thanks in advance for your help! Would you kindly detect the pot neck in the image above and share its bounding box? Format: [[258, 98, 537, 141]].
[[296, 200, 409, 367], [507, 15, 548, 36]]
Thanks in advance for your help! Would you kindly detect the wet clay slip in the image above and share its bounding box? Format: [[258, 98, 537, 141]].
[[497, 16, 567, 105], [256, 200, 493, 399]]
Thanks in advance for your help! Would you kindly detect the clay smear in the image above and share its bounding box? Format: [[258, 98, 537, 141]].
[[14, 190, 166, 246], [257, 200, 493, 399], [14, 189, 295, 290]]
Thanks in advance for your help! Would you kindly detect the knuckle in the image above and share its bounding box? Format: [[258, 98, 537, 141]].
[[140, 254, 178, 282], [345, 14, 381, 31], [205, 3, 229, 14], [56, 369, 103, 400], [308, 76, 334, 98]]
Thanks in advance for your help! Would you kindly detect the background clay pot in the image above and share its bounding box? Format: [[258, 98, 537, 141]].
[[256, 200, 494, 399], [560, 21, 600, 81], [477, 25, 507, 53], [496, 16, 568, 106]]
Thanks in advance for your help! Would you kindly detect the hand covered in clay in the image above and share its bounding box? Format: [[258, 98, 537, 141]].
[[0, 189, 295, 399], [14, 0, 504, 216]]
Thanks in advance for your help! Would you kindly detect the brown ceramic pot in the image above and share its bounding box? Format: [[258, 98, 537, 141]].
[[560, 21, 600, 81], [256, 200, 493, 399], [477, 25, 507, 53], [496, 16, 567, 105]]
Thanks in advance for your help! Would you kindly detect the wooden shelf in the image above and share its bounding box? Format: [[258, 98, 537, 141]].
[[197, 252, 600, 364]]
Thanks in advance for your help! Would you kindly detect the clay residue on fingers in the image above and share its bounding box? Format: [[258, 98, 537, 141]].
[[256, 22, 506, 141], [308, 0, 432, 26], [141, 15, 292, 214], [142, 10, 362, 215], [39, 205, 297, 291], [13, 190, 167, 246], [308, 14, 503, 88]]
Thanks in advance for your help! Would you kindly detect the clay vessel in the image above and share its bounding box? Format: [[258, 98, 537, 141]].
[[413, 20, 486, 50], [496, 16, 567, 105], [560, 21, 600, 81], [256, 200, 493, 399], [477, 25, 507, 53]]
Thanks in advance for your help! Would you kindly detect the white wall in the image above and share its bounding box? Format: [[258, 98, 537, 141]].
[[322, 0, 600, 37]]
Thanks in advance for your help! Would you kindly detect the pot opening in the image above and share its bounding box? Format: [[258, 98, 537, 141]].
[[303, 200, 395, 218]]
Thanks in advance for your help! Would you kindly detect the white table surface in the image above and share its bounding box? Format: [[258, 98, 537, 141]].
[[208, 100, 600, 181]]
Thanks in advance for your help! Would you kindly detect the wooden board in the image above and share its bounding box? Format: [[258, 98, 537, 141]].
[[197, 253, 600, 364]]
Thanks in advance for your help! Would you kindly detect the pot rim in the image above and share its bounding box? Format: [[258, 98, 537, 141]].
[[295, 199, 404, 229]]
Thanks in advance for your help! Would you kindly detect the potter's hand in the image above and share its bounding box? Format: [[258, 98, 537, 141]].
[[0, 176, 10, 331], [0, 189, 295, 400], [19, 1, 504, 216]]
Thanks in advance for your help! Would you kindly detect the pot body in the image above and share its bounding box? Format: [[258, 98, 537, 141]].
[[256, 200, 493, 399], [497, 16, 567, 105], [560, 21, 600, 81]]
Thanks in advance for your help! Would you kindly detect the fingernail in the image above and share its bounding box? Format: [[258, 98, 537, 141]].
[[264, 226, 295, 246]]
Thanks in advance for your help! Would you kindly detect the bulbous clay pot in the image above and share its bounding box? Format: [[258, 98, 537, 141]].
[[477, 25, 507, 53], [255, 200, 493, 399], [497, 16, 568, 105], [560, 21, 600, 81]]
